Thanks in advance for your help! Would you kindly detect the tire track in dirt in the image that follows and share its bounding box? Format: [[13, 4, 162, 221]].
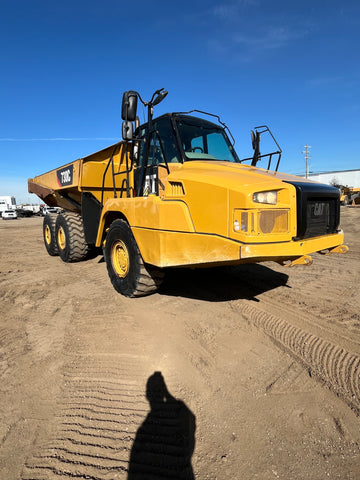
[[19, 304, 149, 479], [251, 292, 360, 355], [234, 301, 360, 414], [21, 353, 148, 479], [240, 257, 360, 333], [20, 303, 193, 480], [0, 327, 27, 380], [276, 269, 360, 331]]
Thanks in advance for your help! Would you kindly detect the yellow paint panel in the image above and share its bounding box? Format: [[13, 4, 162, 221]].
[[241, 231, 345, 259], [132, 228, 242, 267], [131, 228, 345, 268], [96, 196, 195, 246], [158, 163, 183, 197], [30, 142, 133, 205], [81, 143, 134, 202], [31, 159, 81, 191], [102, 196, 194, 230]]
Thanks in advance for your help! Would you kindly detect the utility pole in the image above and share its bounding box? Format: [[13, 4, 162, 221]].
[[302, 145, 311, 178]]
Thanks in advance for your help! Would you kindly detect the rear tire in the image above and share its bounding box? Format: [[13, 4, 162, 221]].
[[43, 213, 59, 256], [104, 219, 164, 297], [55, 212, 89, 262]]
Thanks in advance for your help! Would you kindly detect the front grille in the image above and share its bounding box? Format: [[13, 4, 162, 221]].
[[304, 198, 337, 239], [284, 181, 340, 240]]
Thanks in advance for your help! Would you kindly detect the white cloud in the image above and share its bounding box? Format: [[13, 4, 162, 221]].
[[207, 1, 314, 62], [232, 24, 308, 51], [307, 75, 359, 89], [212, 0, 259, 20]]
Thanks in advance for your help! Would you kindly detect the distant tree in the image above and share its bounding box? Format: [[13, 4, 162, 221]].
[[330, 177, 340, 187]]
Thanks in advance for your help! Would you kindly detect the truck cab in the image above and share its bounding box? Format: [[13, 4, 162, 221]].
[[133, 113, 239, 196]]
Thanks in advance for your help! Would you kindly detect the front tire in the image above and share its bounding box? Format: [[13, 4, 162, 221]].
[[104, 219, 164, 297], [43, 213, 59, 256], [55, 212, 89, 262]]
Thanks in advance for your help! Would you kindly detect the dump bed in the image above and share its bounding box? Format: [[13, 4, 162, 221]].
[[28, 142, 132, 211]]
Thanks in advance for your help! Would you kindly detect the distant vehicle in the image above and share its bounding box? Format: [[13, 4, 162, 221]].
[[334, 185, 360, 205], [0, 195, 16, 213], [41, 207, 61, 216], [2, 210, 17, 220], [16, 208, 35, 218], [19, 204, 41, 214]]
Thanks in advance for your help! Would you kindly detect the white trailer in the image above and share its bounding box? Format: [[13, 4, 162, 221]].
[[0, 196, 16, 213]]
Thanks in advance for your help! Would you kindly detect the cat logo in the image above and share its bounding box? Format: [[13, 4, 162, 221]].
[[313, 202, 324, 216]]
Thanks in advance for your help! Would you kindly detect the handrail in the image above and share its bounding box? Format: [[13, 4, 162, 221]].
[[137, 129, 169, 196], [101, 143, 121, 207], [100, 142, 135, 206], [241, 151, 282, 172]]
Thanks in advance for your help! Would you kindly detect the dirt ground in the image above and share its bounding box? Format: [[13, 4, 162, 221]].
[[0, 207, 359, 480]]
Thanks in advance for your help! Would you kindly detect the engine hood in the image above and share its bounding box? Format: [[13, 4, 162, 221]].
[[167, 160, 317, 191]]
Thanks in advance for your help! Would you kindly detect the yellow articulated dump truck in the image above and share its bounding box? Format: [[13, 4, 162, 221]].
[[28, 88, 348, 297]]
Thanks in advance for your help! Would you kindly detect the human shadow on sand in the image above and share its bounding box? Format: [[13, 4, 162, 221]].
[[159, 263, 289, 302], [128, 372, 196, 480]]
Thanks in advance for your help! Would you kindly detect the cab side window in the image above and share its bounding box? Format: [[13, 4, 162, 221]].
[[190, 135, 204, 153], [148, 135, 165, 166], [138, 117, 180, 167]]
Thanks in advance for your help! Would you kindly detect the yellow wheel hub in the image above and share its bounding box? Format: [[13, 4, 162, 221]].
[[57, 226, 66, 250], [44, 225, 52, 245], [111, 240, 129, 278]]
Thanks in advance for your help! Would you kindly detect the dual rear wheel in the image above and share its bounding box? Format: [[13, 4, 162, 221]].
[[43, 211, 89, 262], [43, 213, 58, 256]]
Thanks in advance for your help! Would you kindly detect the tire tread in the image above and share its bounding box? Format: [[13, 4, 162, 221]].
[[57, 212, 89, 262], [105, 219, 164, 297]]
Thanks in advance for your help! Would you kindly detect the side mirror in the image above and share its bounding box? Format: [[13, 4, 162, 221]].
[[152, 90, 168, 106], [122, 120, 133, 141], [121, 91, 138, 121]]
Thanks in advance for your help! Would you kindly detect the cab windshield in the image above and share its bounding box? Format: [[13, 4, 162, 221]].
[[175, 116, 240, 163]]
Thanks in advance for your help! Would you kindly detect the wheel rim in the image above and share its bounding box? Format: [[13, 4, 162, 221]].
[[111, 240, 129, 278], [44, 225, 52, 245], [57, 226, 66, 250]]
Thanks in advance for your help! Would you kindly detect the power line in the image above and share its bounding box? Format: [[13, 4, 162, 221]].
[[302, 145, 311, 178]]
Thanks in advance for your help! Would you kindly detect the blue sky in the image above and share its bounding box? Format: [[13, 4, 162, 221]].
[[0, 0, 359, 203]]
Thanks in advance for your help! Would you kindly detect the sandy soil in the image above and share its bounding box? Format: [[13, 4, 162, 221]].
[[0, 207, 359, 480]]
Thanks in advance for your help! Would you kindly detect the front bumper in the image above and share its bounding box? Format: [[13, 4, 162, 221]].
[[240, 230, 346, 262], [132, 227, 347, 268]]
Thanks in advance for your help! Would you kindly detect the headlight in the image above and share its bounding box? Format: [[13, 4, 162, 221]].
[[253, 190, 277, 205]]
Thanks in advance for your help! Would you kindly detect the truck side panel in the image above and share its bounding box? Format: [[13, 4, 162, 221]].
[[28, 142, 132, 212], [81, 143, 134, 204]]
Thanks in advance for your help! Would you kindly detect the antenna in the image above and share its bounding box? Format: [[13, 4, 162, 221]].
[[302, 145, 311, 178]]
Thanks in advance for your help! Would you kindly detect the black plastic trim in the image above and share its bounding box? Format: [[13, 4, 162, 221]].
[[283, 181, 340, 240], [81, 192, 102, 245]]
